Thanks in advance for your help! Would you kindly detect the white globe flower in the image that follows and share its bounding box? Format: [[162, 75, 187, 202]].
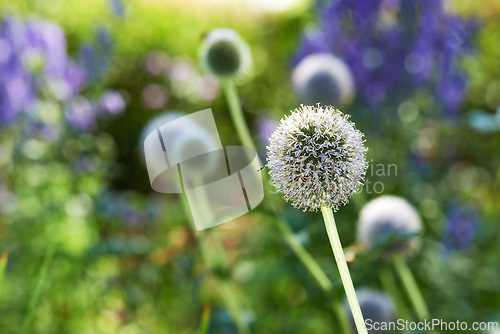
[[267, 105, 368, 212]]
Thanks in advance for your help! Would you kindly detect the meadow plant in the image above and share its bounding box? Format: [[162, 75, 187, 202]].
[[267, 105, 369, 334], [357, 196, 430, 321]]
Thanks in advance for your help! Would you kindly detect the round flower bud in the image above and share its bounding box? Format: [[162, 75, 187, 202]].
[[267, 105, 368, 212], [357, 196, 422, 258], [344, 289, 395, 333], [292, 53, 355, 106], [199, 28, 251, 79]]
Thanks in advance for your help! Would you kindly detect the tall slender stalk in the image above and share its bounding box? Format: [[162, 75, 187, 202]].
[[321, 207, 367, 334], [180, 194, 250, 334], [393, 256, 430, 321], [275, 217, 333, 291], [0, 251, 8, 303], [221, 79, 255, 150], [21, 244, 56, 334], [198, 302, 211, 334], [333, 300, 354, 334], [379, 265, 412, 320]]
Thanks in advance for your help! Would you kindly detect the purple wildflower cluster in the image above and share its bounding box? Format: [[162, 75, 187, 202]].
[[295, 0, 476, 116], [0, 15, 124, 131], [443, 204, 478, 251], [98, 192, 163, 224]]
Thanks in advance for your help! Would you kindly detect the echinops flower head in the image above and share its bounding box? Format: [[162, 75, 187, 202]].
[[344, 289, 395, 333], [357, 196, 422, 258], [292, 53, 355, 106], [267, 105, 368, 212], [199, 28, 251, 79]]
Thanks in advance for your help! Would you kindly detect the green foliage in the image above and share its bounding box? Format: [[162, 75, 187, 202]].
[[0, 1, 499, 333]]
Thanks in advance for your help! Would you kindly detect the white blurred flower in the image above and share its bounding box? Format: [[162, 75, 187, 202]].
[[357, 196, 422, 258], [292, 53, 355, 106], [199, 28, 252, 79]]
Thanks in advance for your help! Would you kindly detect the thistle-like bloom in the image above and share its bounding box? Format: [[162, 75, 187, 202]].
[[267, 105, 368, 212], [292, 53, 355, 106], [357, 196, 422, 258], [199, 28, 251, 79], [345, 289, 395, 333]]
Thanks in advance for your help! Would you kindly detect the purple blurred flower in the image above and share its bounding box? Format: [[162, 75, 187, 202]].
[[110, 0, 125, 17], [65, 98, 96, 131], [78, 27, 112, 83], [255, 115, 278, 145], [0, 15, 124, 131], [443, 204, 478, 251], [100, 91, 125, 115], [295, 0, 477, 115], [98, 191, 162, 224]]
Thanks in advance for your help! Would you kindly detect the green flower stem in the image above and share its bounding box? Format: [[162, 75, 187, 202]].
[[21, 244, 56, 334], [321, 207, 367, 334], [393, 256, 430, 321], [198, 303, 211, 334], [274, 214, 333, 292], [333, 300, 354, 334], [180, 194, 250, 334], [0, 251, 8, 303], [221, 79, 256, 150], [379, 265, 412, 320]]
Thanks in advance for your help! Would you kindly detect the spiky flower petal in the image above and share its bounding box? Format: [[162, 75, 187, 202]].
[[292, 53, 355, 106], [357, 196, 422, 258], [199, 28, 251, 79], [267, 105, 368, 212]]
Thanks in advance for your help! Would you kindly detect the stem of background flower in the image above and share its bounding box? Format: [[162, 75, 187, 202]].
[[20, 244, 56, 334], [0, 252, 8, 303], [180, 194, 250, 334], [198, 302, 211, 334], [379, 265, 412, 321], [221, 78, 335, 293], [321, 207, 367, 334], [392, 256, 430, 321], [274, 214, 333, 292], [221, 79, 256, 150], [332, 300, 354, 334]]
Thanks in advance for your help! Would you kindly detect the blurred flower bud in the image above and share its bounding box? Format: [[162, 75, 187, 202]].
[[292, 53, 355, 106], [199, 28, 251, 79], [344, 289, 395, 333], [357, 196, 422, 259]]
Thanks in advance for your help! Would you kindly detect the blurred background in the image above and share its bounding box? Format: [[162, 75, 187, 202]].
[[0, 0, 499, 333]]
